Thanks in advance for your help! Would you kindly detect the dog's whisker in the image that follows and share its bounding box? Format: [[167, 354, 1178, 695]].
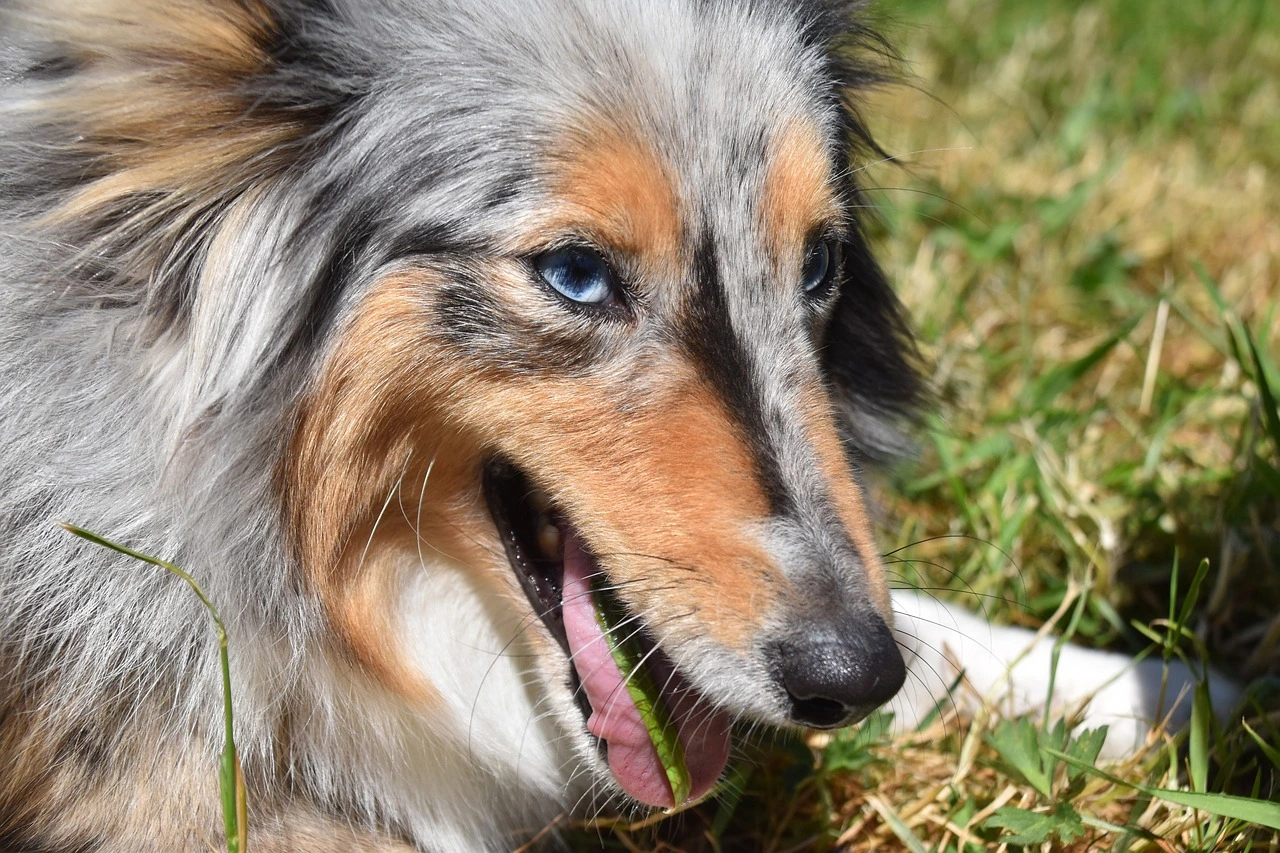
[[884, 534, 1028, 585], [841, 145, 975, 178], [356, 449, 413, 575], [411, 456, 437, 574]]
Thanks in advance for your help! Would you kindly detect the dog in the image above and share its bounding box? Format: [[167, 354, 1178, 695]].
[[0, 1, 1238, 850]]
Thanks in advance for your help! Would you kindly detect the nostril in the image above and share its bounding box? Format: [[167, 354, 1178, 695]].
[[779, 658, 865, 728], [785, 695, 850, 729]]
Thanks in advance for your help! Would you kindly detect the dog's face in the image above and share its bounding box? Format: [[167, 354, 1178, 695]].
[[10, 0, 916, 817], [272, 3, 919, 809]]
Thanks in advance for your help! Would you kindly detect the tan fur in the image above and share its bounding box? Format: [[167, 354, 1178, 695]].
[[30, 0, 309, 283], [287, 272, 450, 704], [760, 119, 842, 258], [488, 372, 781, 649], [530, 117, 683, 268], [0, 684, 419, 851]]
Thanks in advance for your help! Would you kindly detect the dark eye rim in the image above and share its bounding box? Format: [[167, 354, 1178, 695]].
[[801, 236, 844, 301], [528, 242, 632, 318]]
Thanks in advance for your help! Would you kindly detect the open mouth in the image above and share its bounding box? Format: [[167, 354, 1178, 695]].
[[483, 460, 731, 809]]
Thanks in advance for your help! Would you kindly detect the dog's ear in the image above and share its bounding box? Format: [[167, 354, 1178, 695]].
[[5, 0, 358, 320]]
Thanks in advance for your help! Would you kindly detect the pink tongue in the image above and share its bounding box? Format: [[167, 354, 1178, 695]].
[[560, 528, 732, 808]]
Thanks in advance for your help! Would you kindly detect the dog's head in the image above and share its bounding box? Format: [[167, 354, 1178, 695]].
[[14, 0, 920, 813], [278, 1, 920, 807]]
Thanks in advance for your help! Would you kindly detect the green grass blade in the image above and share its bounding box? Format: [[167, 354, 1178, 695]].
[[1044, 748, 1280, 829], [866, 796, 931, 853], [1189, 680, 1211, 793], [1241, 720, 1280, 772], [59, 522, 246, 852], [1243, 323, 1280, 461], [1177, 559, 1211, 639], [58, 523, 226, 631]]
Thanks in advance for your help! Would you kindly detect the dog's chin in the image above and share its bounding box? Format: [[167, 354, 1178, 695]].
[[482, 460, 733, 809]]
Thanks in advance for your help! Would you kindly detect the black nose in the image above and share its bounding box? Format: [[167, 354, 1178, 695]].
[[771, 610, 906, 728]]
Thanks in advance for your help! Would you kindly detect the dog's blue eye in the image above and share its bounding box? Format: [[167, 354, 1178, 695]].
[[535, 246, 617, 305], [801, 240, 838, 294]]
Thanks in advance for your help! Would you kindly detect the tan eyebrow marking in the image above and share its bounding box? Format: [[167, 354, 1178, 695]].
[[760, 119, 842, 262], [531, 117, 683, 268]]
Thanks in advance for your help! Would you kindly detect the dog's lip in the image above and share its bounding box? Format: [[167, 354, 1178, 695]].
[[482, 459, 569, 654], [481, 458, 733, 806], [482, 460, 596, 731]]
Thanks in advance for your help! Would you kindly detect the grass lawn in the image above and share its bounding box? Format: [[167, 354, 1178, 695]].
[[561, 0, 1280, 848]]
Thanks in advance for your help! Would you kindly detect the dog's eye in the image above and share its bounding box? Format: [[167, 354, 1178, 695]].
[[535, 246, 618, 306], [801, 240, 840, 295]]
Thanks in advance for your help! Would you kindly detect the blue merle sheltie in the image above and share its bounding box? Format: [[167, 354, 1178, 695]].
[[0, 1, 1236, 850]]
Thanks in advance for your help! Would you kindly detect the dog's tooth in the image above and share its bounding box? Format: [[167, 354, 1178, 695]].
[[538, 522, 561, 560]]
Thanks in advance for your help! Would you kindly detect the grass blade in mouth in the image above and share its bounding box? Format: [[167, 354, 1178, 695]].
[[592, 579, 692, 805]]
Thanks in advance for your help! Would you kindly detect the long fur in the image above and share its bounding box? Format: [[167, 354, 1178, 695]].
[[0, 1, 1236, 851]]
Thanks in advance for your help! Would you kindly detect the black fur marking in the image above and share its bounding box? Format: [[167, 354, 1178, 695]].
[[384, 222, 485, 262], [683, 232, 794, 517], [299, 202, 383, 351], [478, 167, 533, 211], [17, 54, 81, 83], [283, 169, 476, 363], [433, 276, 508, 343], [255, 2, 373, 138], [280, 147, 501, 365], [434, 268, 604, 375]]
